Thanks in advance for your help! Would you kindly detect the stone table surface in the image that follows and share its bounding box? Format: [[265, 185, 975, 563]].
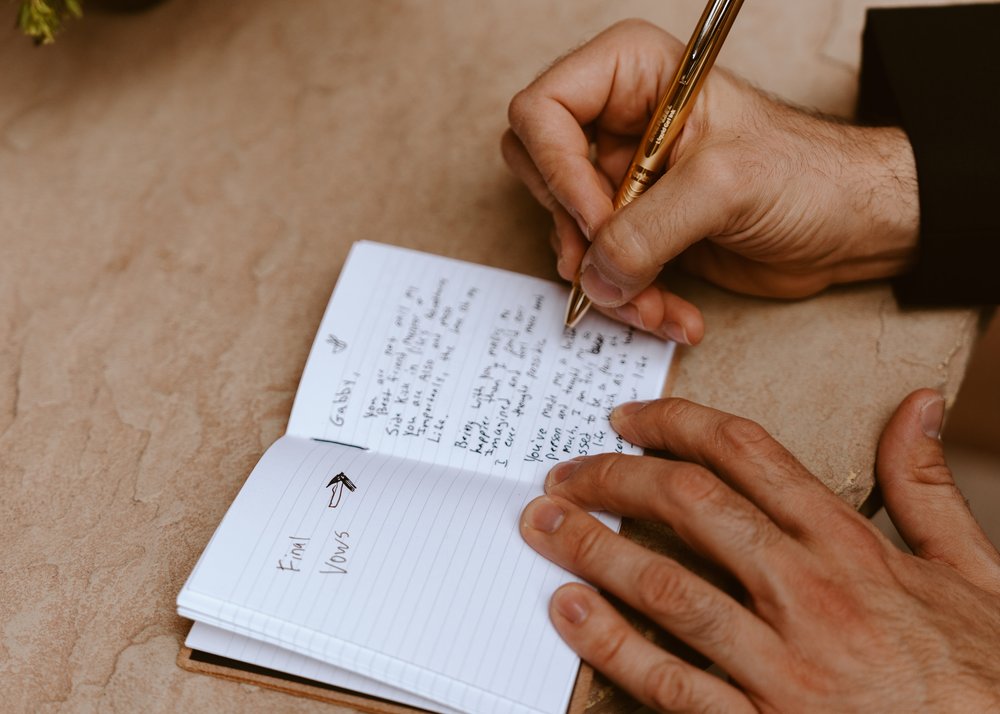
[[0, 0, 983, 712]]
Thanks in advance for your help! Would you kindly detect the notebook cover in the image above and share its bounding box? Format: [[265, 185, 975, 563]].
[[176, 641, 594, 714]]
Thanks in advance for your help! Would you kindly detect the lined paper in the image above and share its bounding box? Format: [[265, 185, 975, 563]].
[[187, 622, 464, 714], [181, 435, 580, 714], [287, 242, 673, 479], [179, 242, 674, 714]]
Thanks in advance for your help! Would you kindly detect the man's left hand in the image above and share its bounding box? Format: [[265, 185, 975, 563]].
[[520, 390, 1000, 712]]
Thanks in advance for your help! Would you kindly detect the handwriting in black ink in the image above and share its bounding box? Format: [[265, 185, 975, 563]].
[[319, 531, 350, 574], [277, 535, 310, 572]]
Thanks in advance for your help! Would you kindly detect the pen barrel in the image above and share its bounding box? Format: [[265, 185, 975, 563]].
[[613, 0, 743, 211], [612, 84, 695, 209]]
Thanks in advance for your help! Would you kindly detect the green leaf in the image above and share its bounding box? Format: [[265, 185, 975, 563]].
[[16, 0, 85, 44]]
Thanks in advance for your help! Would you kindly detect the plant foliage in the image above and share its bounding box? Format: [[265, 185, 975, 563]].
[[17, 0, 83, 44]]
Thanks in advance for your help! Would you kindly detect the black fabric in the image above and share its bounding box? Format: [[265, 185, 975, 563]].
[[858, 4, 1000, 306]]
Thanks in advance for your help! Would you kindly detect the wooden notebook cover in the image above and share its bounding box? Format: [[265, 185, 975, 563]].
[[177, 640, 594, 714]]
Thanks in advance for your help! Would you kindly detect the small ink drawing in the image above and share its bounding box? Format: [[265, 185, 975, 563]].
[[326, 334, 347, 354], [326, 472, 357, 509]]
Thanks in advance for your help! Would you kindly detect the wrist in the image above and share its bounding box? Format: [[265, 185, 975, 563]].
[[841, 125, 920, 279]]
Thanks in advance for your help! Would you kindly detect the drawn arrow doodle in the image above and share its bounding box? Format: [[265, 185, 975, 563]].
[[326, 472, 356, 509], [326, 334, 347, 354]]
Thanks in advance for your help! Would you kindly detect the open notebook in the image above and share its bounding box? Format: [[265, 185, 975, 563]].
[[177, 241, 674, 714]]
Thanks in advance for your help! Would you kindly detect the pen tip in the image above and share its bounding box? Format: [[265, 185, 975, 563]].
[[564, 283, 591, 329]]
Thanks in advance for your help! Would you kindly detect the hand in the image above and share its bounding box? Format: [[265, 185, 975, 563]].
[[502, 20, 919, 344], [520, 390, 1000, 712]]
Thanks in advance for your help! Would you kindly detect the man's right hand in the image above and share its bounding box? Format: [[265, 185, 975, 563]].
[[502, 19, 920, 343]]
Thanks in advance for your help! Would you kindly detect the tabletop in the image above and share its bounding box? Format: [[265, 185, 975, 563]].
[[0, 0, 982, 711]]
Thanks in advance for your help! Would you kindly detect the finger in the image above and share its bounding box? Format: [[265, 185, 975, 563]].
[[608, 398, 855, 537], [877, 389, 1000, 589], [546, 209, 588, 282], [579, 147, 743, 307], [501, 128, 561, 213], [595, 130, 641, 186], [596, 283, 704, 346], [507, 20, 683, 239], [548, 584, 755, 714], [521, 495, 783, 683], [543, 453, 799, 595], [502, 130, 588, 281]]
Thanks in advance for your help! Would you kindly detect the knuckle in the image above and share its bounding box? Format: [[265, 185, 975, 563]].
[[625, 397, 687, 444], [643, 659, 693, 712], [607, 17, 658, 37], [635, 560, 691, 615], [595, 216, 652, 279], [910, 460, 955, 488], [636, 561, 731, 650], [506, 89, 537, 132], [801, 505, 887, 560], [688, 146, 745, 210], [714, 416, 772, 457], [741, 508, 786, 551], [588, 622, 630, 668], [790, 569, 866, 627], [844, 520, 893, 564], [671, 461, 784, 554], [655, 397, 696, 423], [669, 463, 724, 507], [569, 520, 606, 568], [539, 160, 576, 197], [587, 454, 623, 495]]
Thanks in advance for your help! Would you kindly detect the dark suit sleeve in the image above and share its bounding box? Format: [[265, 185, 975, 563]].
[[857, 4, 1000, 306]]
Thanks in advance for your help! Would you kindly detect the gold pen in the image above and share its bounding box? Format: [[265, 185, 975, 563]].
[[565, 0, 744, 328]]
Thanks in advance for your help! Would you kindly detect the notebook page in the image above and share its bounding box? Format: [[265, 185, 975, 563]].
[[287, 242, 674, 478], [186, 623, 464, 714], [178, 434, 587, 714]]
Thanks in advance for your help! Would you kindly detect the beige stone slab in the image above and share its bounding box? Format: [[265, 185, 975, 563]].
[[0, 1, 978, 712]]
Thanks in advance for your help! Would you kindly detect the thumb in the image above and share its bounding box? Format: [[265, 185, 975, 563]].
[[578, 149, 738, 307], [876, 389, 1000, 589]]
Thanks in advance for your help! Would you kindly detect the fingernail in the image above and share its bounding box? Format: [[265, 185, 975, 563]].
[[579, 265, 623, 306], [553, 588, 589, 624], [659, 321, 690, 345], [547, 460, 582, 487], [614, 303, 644, 330], [524, 497, 565, 533], [611, 400, 650, 421], [920, 395, 945, 439]]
